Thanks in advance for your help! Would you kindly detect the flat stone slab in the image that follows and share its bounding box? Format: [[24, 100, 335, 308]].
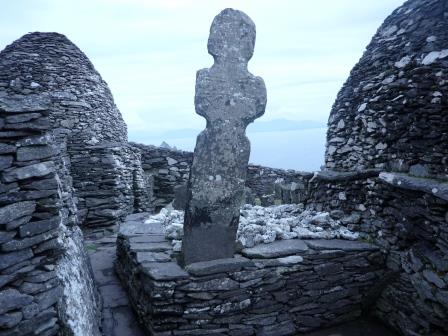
[[119, 220, 164, 236], [130, 241, 171, 253], [125, 212, 151, 222], [136, 252, 171, 263], [129, 235, 166, 243], [304, 239, 379, 252], [99, 284, 130, 308], [316, 169, 380, 182], [379, 172, 448, 201], [140, 262, 189, 281], [242, 239, 308, 259], [185, 257, 254, 276]]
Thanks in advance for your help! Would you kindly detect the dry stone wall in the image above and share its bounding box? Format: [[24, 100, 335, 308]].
[[325, 0, 448, 179], [116, 217, 385, 336], [131, 143, 192, 210], [132, 143, 314, 209], [321, 0, 448, 334], [0, 94, 100, 336], [71, 142, 151, 228], [0, 32, 151, 229]]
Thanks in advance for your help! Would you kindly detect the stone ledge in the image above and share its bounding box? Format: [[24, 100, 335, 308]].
[[241, 239, 309, 258], [315, 169, 381, 182], [139, 261, 189, 281], [118, 216, 164, 236], [379, 172, 448, 202], [185, 257, 254, 276], [0, 94, 51, 113], [303, 239, 379, 252]]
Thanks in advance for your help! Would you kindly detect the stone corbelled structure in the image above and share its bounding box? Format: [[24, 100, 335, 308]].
[[0, 32, 127, 144], [325, 0, 448, 180], [0, 32, 149, 335], [323, 0, 448, 335], [0, 32, 151, 228], [183, 9, 267, 264]]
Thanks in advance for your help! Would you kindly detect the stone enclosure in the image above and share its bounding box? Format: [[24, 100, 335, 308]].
[[116, 218, 384, 336], [0, 0, 447, 335]]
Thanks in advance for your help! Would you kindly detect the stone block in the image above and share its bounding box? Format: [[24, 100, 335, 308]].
[[0, 155, 13, 170], [0, 288, 33, 314], [16, 145, 55, 161], [130, 241, 172, 253], [0, 311, 22, 329], [304, 239, 379, 252], [2, 161, 54, 182], [179, 277, 239, 292], [19, 216, 60, 237], [0, 201, 36, 225], [242, 240, 308, 258], [185, 257, 253, 276], [136, 252, 171, 263], [259, 320, 296, 336], [0, 248, 33, 270], [0, 94, 50, 113], [140, 262, 189, 281]]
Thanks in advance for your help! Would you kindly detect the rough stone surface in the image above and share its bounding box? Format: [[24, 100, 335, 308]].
[[116, 213, 386, 336], [0, 90, 99, 336], [140, 262, 189, 281], [304, 239, 379, 252], [185, 257, 253, 276], [0, 1, 446, 335], [380, 172, 448, 201], [182, 9, 267, 264], [325, 0, 448, 180], [85, 233, 145, 336], [320, 1, 448, 335], [0, 32, 151, 230], [242, 239, 309, 258]]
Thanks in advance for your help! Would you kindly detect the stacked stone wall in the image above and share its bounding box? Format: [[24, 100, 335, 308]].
[[131, 143, 192, 210], [71, 143, 151, 228], [0, 94, 100, 335], [0, 32, 151, 229], [320, 0, 448, 334], [132, 143, 314, 209], [116, 219, 385, 336], [325, 0, 448, 179]]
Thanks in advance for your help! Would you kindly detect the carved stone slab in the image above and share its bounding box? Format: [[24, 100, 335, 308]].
[[182, 8, 267, 264]]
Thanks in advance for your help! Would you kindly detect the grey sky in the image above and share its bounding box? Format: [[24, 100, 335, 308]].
[[1, 0, 404, 138]]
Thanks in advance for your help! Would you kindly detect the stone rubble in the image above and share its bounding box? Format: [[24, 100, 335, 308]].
[[147, 204, 360, 253]]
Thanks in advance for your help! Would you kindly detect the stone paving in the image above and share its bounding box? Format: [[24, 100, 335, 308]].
[[85, 234, 145, 336]]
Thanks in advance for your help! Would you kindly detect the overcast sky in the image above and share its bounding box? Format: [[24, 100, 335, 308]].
[[1, 0, 404, 138]]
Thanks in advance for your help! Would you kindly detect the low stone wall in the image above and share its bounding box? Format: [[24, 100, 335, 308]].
[[246, 165, 313, 206], [0, 94, 100, 335], [131, 143, 192, 210], [116, 216, 385, 336], [131, 143, 316, 208]]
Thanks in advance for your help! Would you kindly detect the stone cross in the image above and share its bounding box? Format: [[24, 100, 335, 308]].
[[182, 8, 267, 265]]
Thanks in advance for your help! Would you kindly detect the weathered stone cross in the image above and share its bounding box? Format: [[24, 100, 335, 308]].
[[182, 8, 267, 265]]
